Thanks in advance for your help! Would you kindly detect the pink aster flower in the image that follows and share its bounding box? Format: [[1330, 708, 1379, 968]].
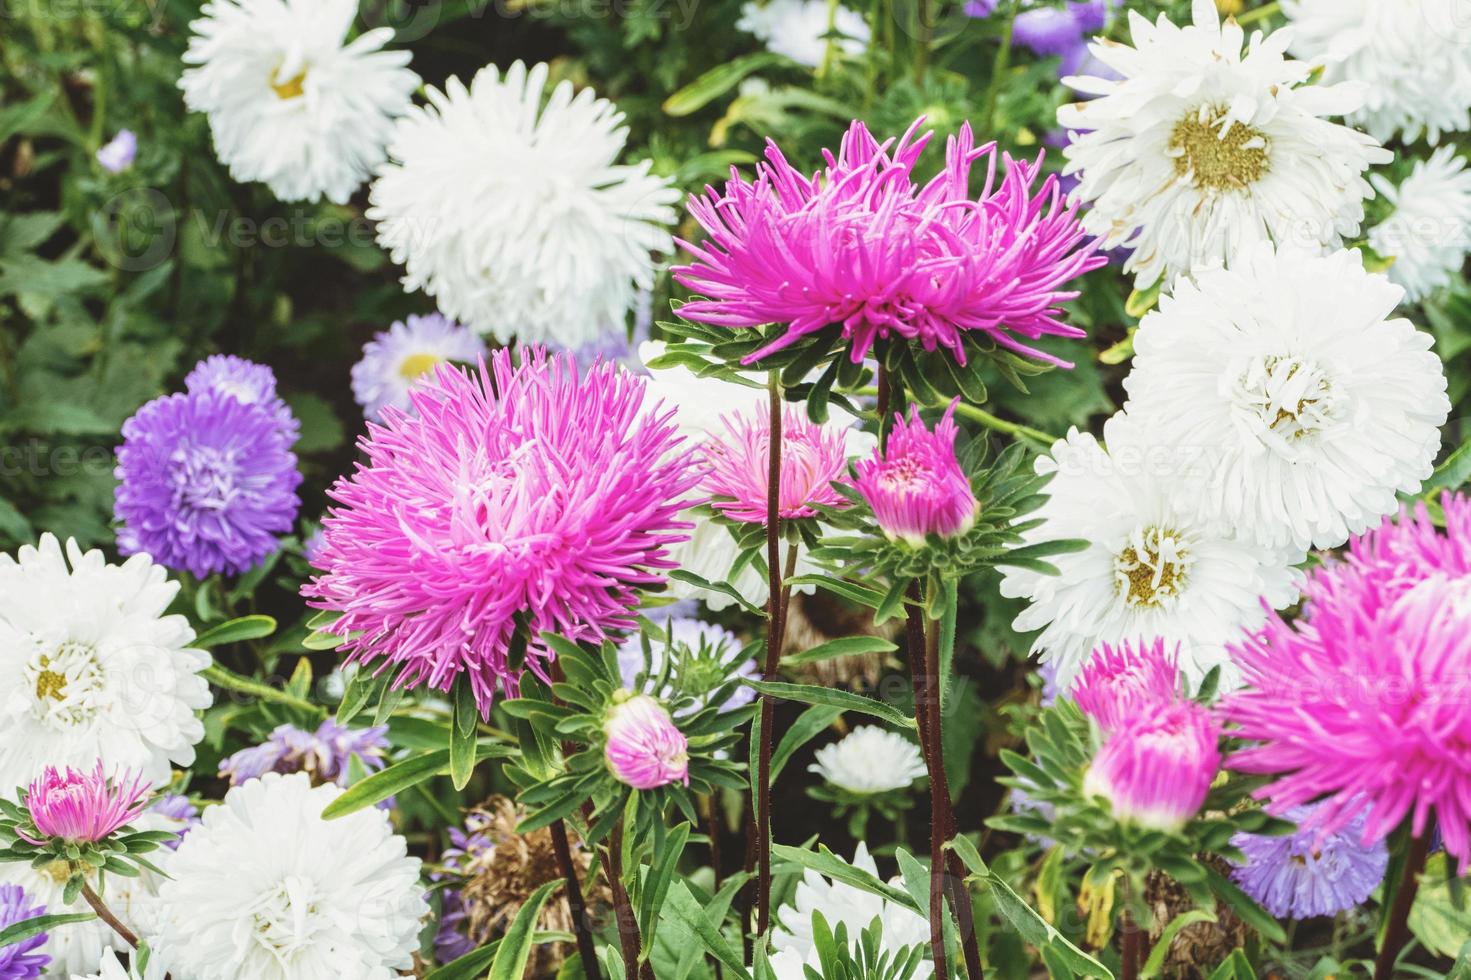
[[303, 350, 700, 717], [1072, 638, 1181, 734], [1084, 700, 1220, 831], [673, 118, 1103, 366], [701, 404, 850, 524], [1332, 492, 1471, 618], [19, 762, 150, 845], [1225, 569, 1471, 871], [852, 403, 976, 546], [604, 693, 689, 789]]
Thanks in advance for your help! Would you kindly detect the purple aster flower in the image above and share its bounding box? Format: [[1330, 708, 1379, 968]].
[[185, 354, 299, 438], [964, 0, 997, 16], [219, 719, 389, 788], [149, 793, 200, 849], [115, 388, 302, 578], [1231, 802, 1389, 919], [1013, 4, 1083, 55], [96, 129, 137, 173], [0, 884, 48, 980], [433, 820, 494, 962]]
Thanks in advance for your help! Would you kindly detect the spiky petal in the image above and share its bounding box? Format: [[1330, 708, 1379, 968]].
[[19, 761, 150, 845], [852, 403, 977, 546], [1071, 637, 1180, 733], [1084, 700, 1220, 831], [701, 404, 851, 525], [603, 694, 689, 789]]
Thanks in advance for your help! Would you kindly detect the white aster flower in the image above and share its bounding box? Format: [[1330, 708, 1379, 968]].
[[152, 772, 426, 980], [369, 61, 678, 347], [998, 413, 1302, 691], [350, 312, 487, 420], [180, 0, 418, 204], [0, 535, 210, 794], [772, 842, 931, 979], [72, 947, 168, 980], [810, 726, 927, 795], [1369, 147, 1471, 303], [1282, 0, 1471, 145], [1059, 0, 1390, 290], [1123, 245, 1450, 551], [736, 0, 870, 68], [638, 341, 875, 611]]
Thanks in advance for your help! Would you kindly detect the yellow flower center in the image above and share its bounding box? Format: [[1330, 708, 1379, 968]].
[[270, 67, 307, 100], [35, 657, 67, 702], [1114, 527, 1190, 608], [1170, 105, 1270, 191], [398, 352, 443, 380]]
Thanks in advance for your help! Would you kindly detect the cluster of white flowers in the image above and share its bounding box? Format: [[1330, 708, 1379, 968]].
[[737, 0, 871, 68], [1012, 1, 1457, 692]]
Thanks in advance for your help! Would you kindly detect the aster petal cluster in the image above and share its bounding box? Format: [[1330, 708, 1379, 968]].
[[1282, 0, 1471, 145], [1071, 637, 1179, 733], [1122, 244, 1449, 551], [702, 403, 852, 524], [180, 0, 419, 203], [1060, 0, 1390, 290], [115, 366, 303, 579], [675, 118, 1102, 367], [1230, 801, 1388, 920], [852, 404, 977, 547], [219, 719, 389, 787], [350, 312, 487, 421], [368, 61, 678, 347], [809, 726, 927, 795], [1368, 146, 1471, 303], [304, 350, 699, 716], [1225, 567, 1471, 871], [0, 883, 48, 980], [735, 0, 870, 67], [1084, 699, 1221, 832], [19, 762, 150, 845], [152, 772, 427, 980], [603, 693, 690, 790]]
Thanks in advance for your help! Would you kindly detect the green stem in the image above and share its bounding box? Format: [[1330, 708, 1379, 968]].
[[857, 386, 1060, 445], [1235, 1, 1279, 26], [201, 664, 325, 717], [982, 0, 1021, 132]]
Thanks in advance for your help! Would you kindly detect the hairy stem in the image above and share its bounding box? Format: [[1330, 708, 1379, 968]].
[[1374, 833, 1431, 980], [550, 820, 602, 980], [1120, 909, 1141, 980], [604, 824, 654, 980]]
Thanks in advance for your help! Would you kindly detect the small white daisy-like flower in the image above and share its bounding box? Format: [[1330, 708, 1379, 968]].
[[180, 0, 419, 204], [1059, 0, 1390, 290], [1282, 0, 1471, 146], [998, 413, 1302, 691], [1369, 147, 1471, 303], [736, 0, 871, 68], [1123, 245, 1450, 551], [0, 535, 211, 793], [350, 312, 487, 420], [809, 726, 927, 795], [369, 61, 678, 348], [638, 341, 875, 611], [152, 772, 427, 980], [773, 842, 932, 978]]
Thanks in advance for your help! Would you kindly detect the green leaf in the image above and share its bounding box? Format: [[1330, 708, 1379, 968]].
[[668, 570, 765, 616], [0, 912, 96, 948], [1409, 853, 1471, 957], [747, 680, 915, 730], [663, 53, 786, 115], [321, 742, 509, 818], [1202, 863, 1287, 945], [193, 615, 277, 649], [449, 682, 479, 791], [1424, 438, 1471, 499], [770, 843, 921, 913], [781, 635, 897, 666], [1141, 910, 1217, 979], [487, 880, 563, 980], [422, 941, 501, 980], [663, 880, 753, 979], [783, 575, 885, 609], [771, 704, 843, 780]]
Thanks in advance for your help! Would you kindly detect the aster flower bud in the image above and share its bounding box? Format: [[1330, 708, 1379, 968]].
[[852, 404, 977, 547], [18, 762, 150, 845], [1084, 701, 1221, 832], [603, 693, 689, 790], [1071, 638, 1181, 733]]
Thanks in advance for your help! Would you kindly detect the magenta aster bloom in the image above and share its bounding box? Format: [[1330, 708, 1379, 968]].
[[304, 350, 699, 716], [701, 404, 850, 524], [1230, 801, 1388, 920], [19, 762, 150, 845], [1071, 638, 1180, 733], [1225, 569, 1471, 871], [603, 693, 689, 790], [852, 403, 976, 546], [0, 884, 48, 980], [115, 388, 302, 578], [674, 118, 1102, 366], [1084, 700, 1220, 831], [1334, 492, 1471, 617]]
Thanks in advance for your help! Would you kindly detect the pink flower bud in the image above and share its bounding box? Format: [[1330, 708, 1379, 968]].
[[1071, 637, 1181, 733], [19, 761, 151, 845], [852, 404, 977, 547], [1084, 701, 1220, 831], [603, 693, 689, 790]]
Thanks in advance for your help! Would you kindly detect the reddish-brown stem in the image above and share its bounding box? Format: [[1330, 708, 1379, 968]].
[[550, 819, 602, 980], [904, 598, 949, 980], [754, 371, 785, 937], [604, 824, 653, 980], [80, 882, 140, 950], [1120, 910, 1141, 980], [1374, 834, 1431, 980]]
